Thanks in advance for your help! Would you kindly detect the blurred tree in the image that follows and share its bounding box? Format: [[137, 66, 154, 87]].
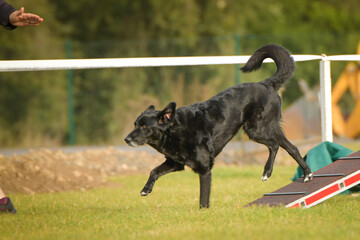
[[0, 0, 359, 147]]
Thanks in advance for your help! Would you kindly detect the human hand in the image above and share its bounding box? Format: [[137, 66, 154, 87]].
[[9, 7, 43, 27]]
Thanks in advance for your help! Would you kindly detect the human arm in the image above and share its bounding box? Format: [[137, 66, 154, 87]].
[[0, 0, 16, 29]]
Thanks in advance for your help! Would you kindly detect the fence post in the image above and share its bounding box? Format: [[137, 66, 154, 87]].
[[66, 39, 75, 145], [319, 55, 333, 142]]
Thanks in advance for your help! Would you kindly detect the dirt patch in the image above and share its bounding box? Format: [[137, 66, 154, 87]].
[[0, 141, 319, 195], [0, 147, 164, 194]]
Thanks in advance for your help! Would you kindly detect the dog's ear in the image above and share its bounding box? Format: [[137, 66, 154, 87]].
[[145, 105, 155, 112], [159, 102, 176, 124]]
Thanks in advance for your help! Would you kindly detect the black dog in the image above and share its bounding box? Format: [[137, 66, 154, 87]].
[[125, 44, 313, 208]]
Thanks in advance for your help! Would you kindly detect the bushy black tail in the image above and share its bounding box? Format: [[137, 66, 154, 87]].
[[241, 44, 295, 91]]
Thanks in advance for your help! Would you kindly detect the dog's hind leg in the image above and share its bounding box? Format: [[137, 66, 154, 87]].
[[141, 158, 184, 196], [199, 171, 212, 208], [246, 120, 311, 182], [261, 143, 279, 181], [278, 134, 313, 182], [244, 122, 280, 181]]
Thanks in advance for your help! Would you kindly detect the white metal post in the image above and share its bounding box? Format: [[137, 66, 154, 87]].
[[319, 55, 333, 142]]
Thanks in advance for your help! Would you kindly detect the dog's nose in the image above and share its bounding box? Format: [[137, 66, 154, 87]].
[[124, 137, 132, 145]]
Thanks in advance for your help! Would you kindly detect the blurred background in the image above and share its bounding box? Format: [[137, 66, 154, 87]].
[[0, 0, 359, 148]]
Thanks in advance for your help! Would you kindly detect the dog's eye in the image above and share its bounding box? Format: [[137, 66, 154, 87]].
[[141, 125, 147, 129]]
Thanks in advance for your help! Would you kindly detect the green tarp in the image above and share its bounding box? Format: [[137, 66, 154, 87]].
[[292, 141, 359, 194]]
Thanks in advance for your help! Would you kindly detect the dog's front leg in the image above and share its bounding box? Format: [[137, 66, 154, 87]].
[[141, 158, 184, 196], [199, 171, 212, 208]]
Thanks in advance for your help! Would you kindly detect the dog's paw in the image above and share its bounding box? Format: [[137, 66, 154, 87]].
[[261, 169, 273, 182], [140, 187, 152, 196], [141, 191, 150, 196], [261, 175, 268, 181], [303, 173, 313, 183]]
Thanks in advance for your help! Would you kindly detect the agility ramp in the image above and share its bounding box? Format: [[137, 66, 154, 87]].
[[246, 151, 360, 209]]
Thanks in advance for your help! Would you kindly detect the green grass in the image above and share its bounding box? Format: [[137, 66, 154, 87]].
[[1, 166, 359, 240]]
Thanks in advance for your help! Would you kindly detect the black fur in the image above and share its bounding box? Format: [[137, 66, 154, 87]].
[[125, 44, 313, 208]]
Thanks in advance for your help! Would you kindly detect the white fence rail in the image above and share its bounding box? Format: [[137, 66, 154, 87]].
[[0, 55, 323, 72], [1, 54, 360, 142]]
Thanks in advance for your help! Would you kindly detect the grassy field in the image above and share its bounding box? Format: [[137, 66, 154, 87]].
[[1, 165, 359, 240]]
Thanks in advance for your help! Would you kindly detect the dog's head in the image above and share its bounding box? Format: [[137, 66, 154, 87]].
[[124, 102, 176, 147]]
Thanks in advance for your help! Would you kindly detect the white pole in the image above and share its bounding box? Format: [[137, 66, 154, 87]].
[[319, 55, 333, 142], [0, 55, 322, 72]]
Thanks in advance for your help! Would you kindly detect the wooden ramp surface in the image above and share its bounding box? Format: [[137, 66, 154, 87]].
[[246, 151, 360, 209]]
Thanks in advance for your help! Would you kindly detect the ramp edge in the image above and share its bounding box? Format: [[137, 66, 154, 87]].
[[286, 170, 360, 209]]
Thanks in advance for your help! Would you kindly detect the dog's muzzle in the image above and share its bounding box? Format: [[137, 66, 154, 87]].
[[124, 137, 138, 147]]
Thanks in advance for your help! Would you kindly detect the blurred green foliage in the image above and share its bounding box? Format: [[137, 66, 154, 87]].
[[0, 0, 359, 147]]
